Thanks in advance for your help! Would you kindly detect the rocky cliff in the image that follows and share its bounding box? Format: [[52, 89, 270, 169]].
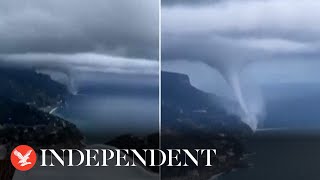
[[161, 71, 252, 180], [0, 66, 69, 109]]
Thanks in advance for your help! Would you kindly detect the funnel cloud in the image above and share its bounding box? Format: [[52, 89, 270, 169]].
[[0, 0, 159, 93], [163, 0, 320, 130]]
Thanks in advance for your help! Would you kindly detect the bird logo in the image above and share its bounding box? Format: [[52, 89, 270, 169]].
[[10, 145, 37, 171], [14, 149, 33, 166]]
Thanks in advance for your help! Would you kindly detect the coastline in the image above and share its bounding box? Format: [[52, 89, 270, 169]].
[[209, 172, 224, 180], [49, 106, 58, 114]]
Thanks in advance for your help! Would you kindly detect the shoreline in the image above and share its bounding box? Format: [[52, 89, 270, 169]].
[[209, 172, 224, 180], [49, 106, 58, 114]]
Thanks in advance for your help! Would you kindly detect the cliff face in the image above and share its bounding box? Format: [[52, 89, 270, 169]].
[[161, 71, 216, 111], [0, 66, 69, 109], [161, 71, 252, 180], [161, 71, 252, 136]]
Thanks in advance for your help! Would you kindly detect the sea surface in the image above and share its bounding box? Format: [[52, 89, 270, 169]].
[[219, 129, 320, 180], [55, 94, 158, 143], [219, 84, 320, 180]]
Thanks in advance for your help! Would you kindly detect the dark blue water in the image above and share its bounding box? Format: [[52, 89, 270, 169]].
[[56, 94, 158, 142], [220, 84, 320, 180], [262, 84, 320, 129]]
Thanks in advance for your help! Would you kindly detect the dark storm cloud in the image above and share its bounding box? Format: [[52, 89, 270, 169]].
[[162, 0, 320, 89], [163, 0, 320, 66], [0, 0, 158, 59], [163, 0, 320, 130], [0, 0, 159, 93], [0, 0, 159, 85]]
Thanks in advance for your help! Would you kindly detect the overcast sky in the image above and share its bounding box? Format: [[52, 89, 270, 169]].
[[0, 0, 159, 88], [162, 0, 320, 95]]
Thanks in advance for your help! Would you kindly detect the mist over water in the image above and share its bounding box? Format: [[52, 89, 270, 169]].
[[206, 59, 265, 131], [163, 35, 267, 131], [225, 71, 259, 130]]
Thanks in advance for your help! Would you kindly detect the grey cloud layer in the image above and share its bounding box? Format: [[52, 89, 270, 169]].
[[0, 0, 158, 59], [163, 0, 320, 65], [162, 0, 320, 130], [0, 53, 158, 75], [0, 0, 159, 81]]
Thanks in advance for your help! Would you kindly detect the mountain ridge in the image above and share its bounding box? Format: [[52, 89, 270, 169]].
[[0, 66, 70, 109], [161, 71, 252, 180]]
